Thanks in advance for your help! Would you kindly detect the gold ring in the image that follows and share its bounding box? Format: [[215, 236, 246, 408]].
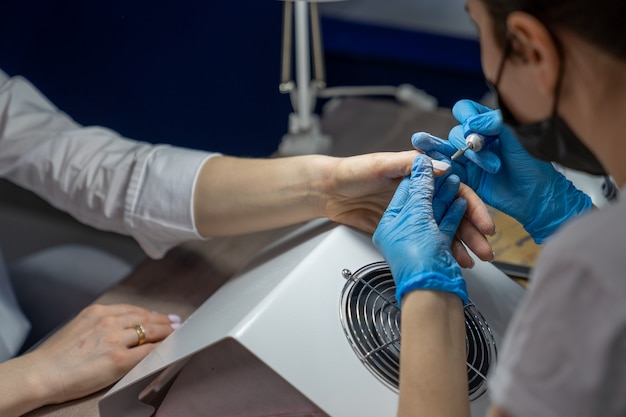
[[134, 324, 146, 346]]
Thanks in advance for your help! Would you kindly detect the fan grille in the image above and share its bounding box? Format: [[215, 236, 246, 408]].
[[339, 262, 496, 400]]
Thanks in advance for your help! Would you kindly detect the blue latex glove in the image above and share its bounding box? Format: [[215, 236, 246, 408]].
[[373, 154, 468, 306], [412, 99, 593, 244]]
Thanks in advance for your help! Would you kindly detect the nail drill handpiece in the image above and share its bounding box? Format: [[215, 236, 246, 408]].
[[451, 133, 497, 161]]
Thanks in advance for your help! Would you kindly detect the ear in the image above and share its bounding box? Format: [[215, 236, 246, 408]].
[[506, 11, 561, 95]]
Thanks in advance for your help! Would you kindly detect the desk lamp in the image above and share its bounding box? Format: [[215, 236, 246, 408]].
[[277, 0, 438, 155]]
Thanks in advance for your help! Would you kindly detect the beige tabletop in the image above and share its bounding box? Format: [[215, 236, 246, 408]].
[[23, 97, 536, 417]]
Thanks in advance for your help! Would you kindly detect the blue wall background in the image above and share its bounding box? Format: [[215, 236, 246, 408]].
[[321, 17, 487, 110], [0, 1, 486, 157], [0, 0, 290, 157]]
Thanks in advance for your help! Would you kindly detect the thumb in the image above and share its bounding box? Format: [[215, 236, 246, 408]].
[[463, 109, 503, 137], [452, 99, 494, 123]]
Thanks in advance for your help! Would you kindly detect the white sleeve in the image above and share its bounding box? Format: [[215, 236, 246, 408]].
[[487, 231, 626, 417], [0, 71, 219, 258]]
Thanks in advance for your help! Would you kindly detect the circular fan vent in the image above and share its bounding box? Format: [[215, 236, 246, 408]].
[[340, 261, 496, 400]]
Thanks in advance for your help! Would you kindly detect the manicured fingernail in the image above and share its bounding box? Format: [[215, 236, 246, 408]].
[[490, 251, 496, 261], [170, 322, 181, 330], [430, 158, 451, 172], [168, 314, 181, 323]]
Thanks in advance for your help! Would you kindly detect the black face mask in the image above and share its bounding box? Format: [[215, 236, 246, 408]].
[[492, 37, 607, 176]]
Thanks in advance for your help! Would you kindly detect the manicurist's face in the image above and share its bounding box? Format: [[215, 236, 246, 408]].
[[465, 0, 554, 124]]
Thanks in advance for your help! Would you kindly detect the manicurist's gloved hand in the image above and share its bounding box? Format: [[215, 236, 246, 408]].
[[373, 154, 468, 306], [412, 99, 593, 244]]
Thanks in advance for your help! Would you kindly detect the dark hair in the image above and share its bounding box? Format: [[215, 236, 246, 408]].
[[480, 0, 626, 61]]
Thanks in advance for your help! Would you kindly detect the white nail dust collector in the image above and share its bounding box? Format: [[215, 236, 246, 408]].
[[99, 219, 525, 417]]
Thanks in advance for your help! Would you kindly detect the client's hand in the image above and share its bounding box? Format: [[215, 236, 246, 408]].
[[324, 150, 495, 268], [0, 304, 180, 416]]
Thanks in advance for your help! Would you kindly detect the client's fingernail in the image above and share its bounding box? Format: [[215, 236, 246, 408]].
[[168, 314, 181, 323], [490, 251, 496, 261], [170, 322, 181, 330], [430, 159, 451, 172]]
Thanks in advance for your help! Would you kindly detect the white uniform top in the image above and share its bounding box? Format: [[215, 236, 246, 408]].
[[489, 189, 626, 417], [0, 69, 218, 360]]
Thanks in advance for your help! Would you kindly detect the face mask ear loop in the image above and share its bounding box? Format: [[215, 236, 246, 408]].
[[550, 37, 566, 118], [493, 34, 514, 88]]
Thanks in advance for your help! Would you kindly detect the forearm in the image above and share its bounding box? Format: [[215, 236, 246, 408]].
[[193, 155, 330, 236], [398, 290, 469, 417], [0, 353, 51, 416]]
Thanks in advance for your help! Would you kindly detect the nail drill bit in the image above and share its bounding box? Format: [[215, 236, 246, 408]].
[[451, 133, 497, 161]]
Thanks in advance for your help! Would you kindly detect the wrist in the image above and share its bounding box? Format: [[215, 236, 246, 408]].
[[307, 155, 340, 219], [396, 270, 468, 307], [19, 351, 57, 408], [523, 185, 593, 244], [0, 352, 55, 415]]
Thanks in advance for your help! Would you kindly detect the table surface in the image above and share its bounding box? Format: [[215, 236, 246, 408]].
[[24, 98, 537, 417]]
